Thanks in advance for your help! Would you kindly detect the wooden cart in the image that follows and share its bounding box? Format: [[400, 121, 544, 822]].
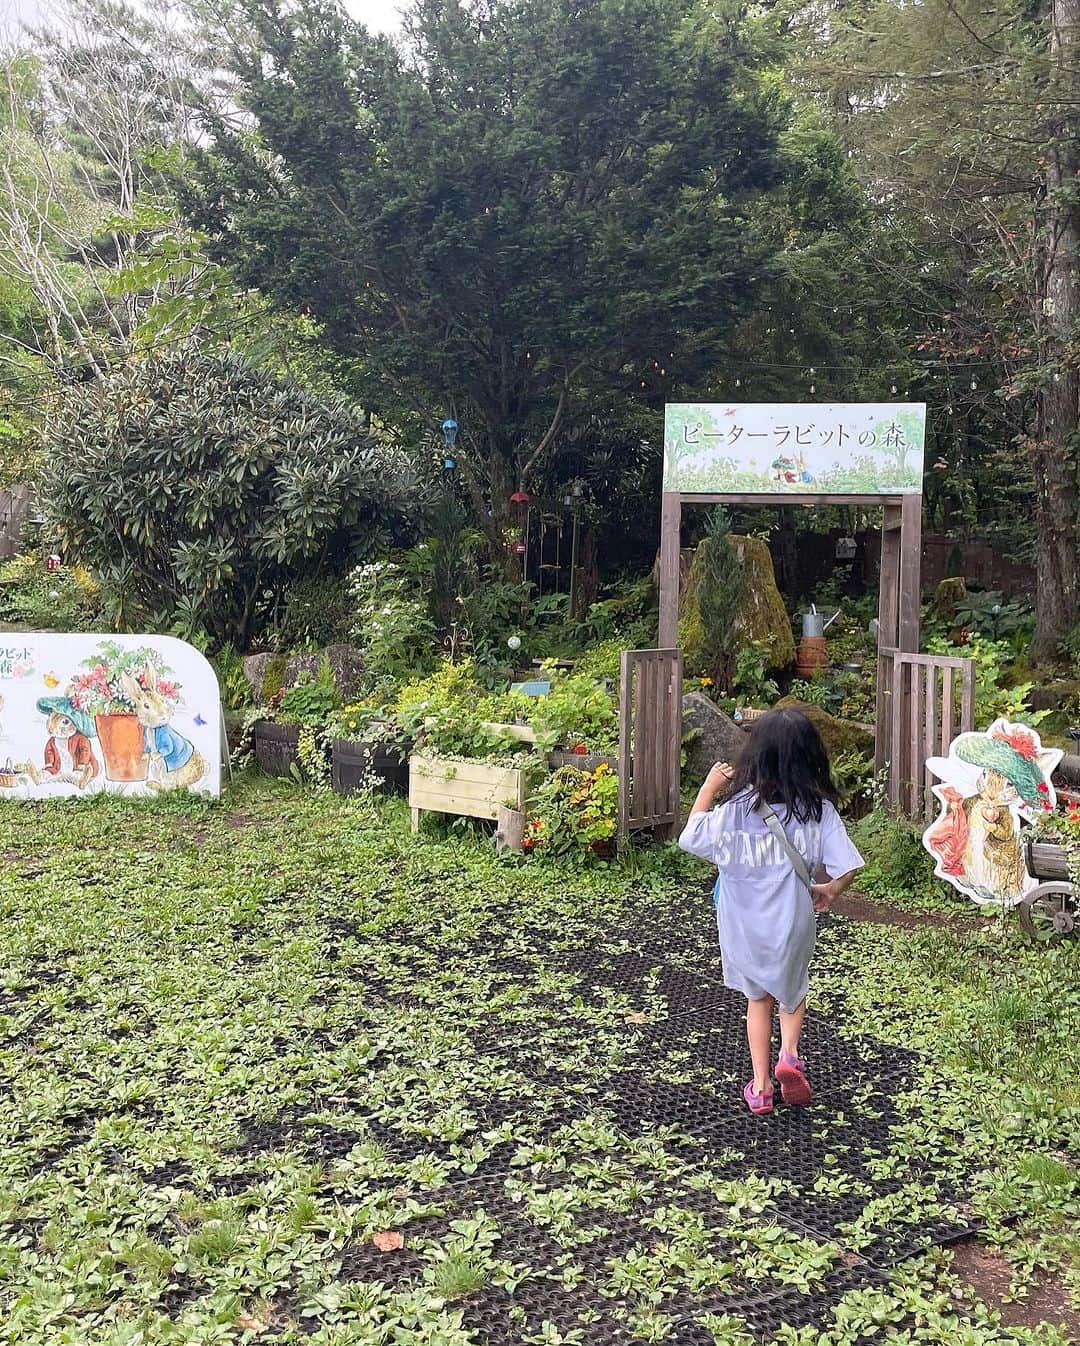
[[1019, 838, 1078, 943]]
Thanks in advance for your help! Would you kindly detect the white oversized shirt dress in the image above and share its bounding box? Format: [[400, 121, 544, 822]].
[[679, 791, 864, 1011]]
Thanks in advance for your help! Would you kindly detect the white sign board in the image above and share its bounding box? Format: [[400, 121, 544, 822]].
[[664, 402, 925, 494], [0, 634, 221, 799]]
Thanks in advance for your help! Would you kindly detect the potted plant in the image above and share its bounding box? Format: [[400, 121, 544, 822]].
[[68, 641, 178, 782], [527, 668, 619, 771], [253, 661, 341, 777], [330, 702, 410, 797], [1023, 800, 1080, 941], [524, 763, 619, 859]]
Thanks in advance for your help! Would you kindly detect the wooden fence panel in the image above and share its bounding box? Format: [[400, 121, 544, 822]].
[[879, 649, 976, 822], [618, 648, 683, 840]]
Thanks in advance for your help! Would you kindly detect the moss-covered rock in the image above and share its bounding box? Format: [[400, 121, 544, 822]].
[[776, 697, 874, 759], [731, 537, 795, 668], [933, 576, 967, 625], [679, 534, 795, 675]]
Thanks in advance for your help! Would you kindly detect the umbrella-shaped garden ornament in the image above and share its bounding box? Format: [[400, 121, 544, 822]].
[[922, 718, 1062, 907]]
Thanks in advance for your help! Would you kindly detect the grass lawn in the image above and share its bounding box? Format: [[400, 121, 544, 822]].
[[1, 780, 1078, 1345]]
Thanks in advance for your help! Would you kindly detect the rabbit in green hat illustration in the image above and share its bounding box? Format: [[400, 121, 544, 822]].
[[21, 696, 100, 790], [925, 719, 1061, 905]]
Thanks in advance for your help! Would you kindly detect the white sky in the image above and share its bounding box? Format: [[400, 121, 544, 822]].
[[1, 0, 406, 37]]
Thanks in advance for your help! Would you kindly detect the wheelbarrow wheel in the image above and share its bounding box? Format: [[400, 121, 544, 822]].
[[1017, 882, 1078, 944]]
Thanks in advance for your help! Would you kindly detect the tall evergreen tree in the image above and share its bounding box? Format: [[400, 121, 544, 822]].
[[183, 0, 787, 553]]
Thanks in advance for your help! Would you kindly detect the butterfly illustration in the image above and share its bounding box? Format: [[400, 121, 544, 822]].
[[43, 671, 60, 688], [194, 713, 207, 727]]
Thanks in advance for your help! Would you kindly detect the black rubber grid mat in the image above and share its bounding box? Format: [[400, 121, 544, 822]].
[[230, 907, 981, 1343]]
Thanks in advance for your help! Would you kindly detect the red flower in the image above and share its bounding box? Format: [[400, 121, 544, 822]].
[[993, 726, 1039, 760], [1043, 802, 1053, 812], [1037, 782, 1049, 794]]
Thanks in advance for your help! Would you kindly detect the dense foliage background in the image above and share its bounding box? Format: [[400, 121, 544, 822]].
[[1, 0, 1078, 657]]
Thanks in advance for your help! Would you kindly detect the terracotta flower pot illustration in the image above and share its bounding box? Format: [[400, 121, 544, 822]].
[[95, 712, 148, 782]]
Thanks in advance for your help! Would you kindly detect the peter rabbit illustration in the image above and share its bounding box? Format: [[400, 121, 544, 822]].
[[120, 663, 207, 791]]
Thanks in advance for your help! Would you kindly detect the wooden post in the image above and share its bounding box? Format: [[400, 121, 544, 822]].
[[898, 492, 922, 652], [496, 806, 525, 853], [658, 491, 682, 648], [876, 502, 902, 775], [617, 649, 632, 840]]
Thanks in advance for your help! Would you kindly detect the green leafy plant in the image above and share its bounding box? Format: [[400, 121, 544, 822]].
[[0, 551, 103, 632], [927, 635, 1049, 726], [525, 763, 619, 858], [694, 508, 743, 689], [730, 642, 779, 706], [40, 348, 418, 649], [527, 669, 618, 754], [347, 559, 437, 684], [1029, 797, 1080, 895], [787, 676, 832, 710], [953, 589, 1032, 643], [850, 807, 957, 911], [277, 659, 342, 727], [211, 644, 254, 713]]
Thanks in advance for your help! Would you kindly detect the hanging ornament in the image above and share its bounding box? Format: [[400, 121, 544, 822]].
[[810, 384, 816, 395], [970, 379, 977, 391], [735, 377, 741, 387], [890, 384, 898, 395]]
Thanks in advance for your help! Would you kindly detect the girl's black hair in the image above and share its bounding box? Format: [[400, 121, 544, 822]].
[[727, 706, 840, 823]]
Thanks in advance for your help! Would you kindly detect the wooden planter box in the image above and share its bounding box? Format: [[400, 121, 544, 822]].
[[253, 720, 299, 777], [331, 738, 408, 797], [1026, 839, 1071, 882], [409, 754, 529, 831]]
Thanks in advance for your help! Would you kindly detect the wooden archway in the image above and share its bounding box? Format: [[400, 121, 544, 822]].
[[657, 490, 923, 774]]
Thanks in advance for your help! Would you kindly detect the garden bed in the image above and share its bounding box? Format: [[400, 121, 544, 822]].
[[408, 753, 530, 829]]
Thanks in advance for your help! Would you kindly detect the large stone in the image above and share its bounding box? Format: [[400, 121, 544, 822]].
[[775, 698, 874, 759], [682, 691, 747, 782], [679, 534, 795, 676], [243, 644, 367, 704], [731, 536, 796, 668]]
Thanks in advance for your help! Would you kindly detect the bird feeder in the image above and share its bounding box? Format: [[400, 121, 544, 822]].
[[835, 536, 857, 560], [45, 554, 61, 573]]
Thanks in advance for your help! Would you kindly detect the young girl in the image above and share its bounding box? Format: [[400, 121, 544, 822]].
[[679, 707, 863, 1116]]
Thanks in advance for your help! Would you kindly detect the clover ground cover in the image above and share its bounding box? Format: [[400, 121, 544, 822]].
[[1, 783, 1077, 1344]]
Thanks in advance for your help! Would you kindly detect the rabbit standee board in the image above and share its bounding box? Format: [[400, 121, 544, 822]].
[[0, 634, 221, 799]]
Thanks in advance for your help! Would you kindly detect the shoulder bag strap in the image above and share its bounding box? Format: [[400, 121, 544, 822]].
[[758, 802, 813, 892]]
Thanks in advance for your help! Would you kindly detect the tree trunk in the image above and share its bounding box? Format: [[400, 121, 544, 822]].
[[1032, 0, 1080, 661]]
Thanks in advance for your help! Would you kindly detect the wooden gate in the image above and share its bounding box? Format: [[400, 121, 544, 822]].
[[618, 648, 684, 840], [877, 649, 976, 822]]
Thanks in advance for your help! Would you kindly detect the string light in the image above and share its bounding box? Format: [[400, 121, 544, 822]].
[[810, 383, 816, 394], [735, 377, 741, 387], [890, 384, 897, 394], [970, 379, 977, 390]]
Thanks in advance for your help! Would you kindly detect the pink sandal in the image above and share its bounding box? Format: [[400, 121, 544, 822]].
[[775, 1050, 813, 1106], [743, 1081, 774, 1115]]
